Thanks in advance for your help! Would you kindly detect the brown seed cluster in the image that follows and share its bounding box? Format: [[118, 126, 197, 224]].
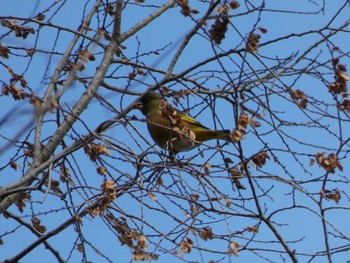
[[15, 193, 30, 213], [329, 58, 349, 94], [102, 215, 159, 261], [90, 180, 118, 215], [0, 44, 10, 59], [321, 189, 341, 204], [1, 19, 35, 39], [291, 89, 308, 109], [252, 151, 270, 169], [329, 58, 350, 113], [209, 1, 240, 44], [84, 142, 110, 162], [180, 238, 194, 253], [160, 98, 197, 146], [209, 12, 229, 45], [231, 113, 260, 142], [245, 32, 261, 53], [2, 84, 27, 100], [316, 152, 343, 174], [2, 67, 29, 100], [198, 227, 214, 241], [178, 0, 199, 17], [31, 217, 47, 234]]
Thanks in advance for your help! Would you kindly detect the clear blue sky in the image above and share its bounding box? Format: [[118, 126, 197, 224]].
[[1, 1, 350, 262]]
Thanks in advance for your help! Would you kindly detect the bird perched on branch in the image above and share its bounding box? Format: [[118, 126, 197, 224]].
[[139, 91, 231, 152]]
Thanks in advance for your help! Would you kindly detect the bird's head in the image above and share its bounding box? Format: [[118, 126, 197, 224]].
[[140, 91, 163, 116]]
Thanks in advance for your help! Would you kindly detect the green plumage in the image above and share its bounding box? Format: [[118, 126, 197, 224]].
[[140, 92, 230, 152]]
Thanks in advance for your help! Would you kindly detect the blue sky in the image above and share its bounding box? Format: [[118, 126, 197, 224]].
[[1, 0, 350, 262]]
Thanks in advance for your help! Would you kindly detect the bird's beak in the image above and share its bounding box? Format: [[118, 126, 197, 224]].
[[134, 101, 143, 110]]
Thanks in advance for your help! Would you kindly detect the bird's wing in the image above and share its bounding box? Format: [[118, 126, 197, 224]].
[[177, 111, 209, 129]]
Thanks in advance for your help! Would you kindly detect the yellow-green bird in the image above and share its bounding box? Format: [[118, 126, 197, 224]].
[[140, 91, 231, 152]]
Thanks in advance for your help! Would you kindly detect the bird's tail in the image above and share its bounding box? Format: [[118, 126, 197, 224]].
[[196, 129, 231, 142], [212, 129, 231, 140]]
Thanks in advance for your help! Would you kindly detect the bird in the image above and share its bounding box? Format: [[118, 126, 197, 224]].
[[139, 91, 231, 152]]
